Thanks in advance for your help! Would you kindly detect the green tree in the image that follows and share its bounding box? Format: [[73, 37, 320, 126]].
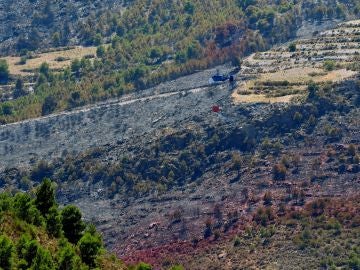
[[71, 59, 81, 77], [17, 237, 39, 268], [35, 178, 57, 216], [61, 205, 85, 244], [58, 243, 83, 270], [46, 206, 62, 237], [0, 59, 9, 83], [13, 193, 43, 225], [30, 246, 55, 270], [0, 235, 14, 270], [96, 45, 106, 58], [78, 232, 103, 267]]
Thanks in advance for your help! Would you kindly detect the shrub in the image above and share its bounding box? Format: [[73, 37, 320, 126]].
[[204, 219, 213, 238], [254, 207, 275, 226], [323, 60, 336, 71], [307, 81, 319, 99], [231, 152, 243, 177], [263, 191, 273, 205], [348, 252, 360, 270], [13, 79, 27, 98], [233, 236, 241, 247], [136, 262, 152, 270], [273, 163, 286, 181], [41, 96, 57, 116], [0, 59, 9, 83], [289, 43, 297, 52], [31, 161, 54, 182], [2, 104, 13, 115]]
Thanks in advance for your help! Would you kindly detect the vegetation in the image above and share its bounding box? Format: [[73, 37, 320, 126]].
[[1, 0, 359, 123], [0, 179, 157, 270], [0, 59, 9, 84]]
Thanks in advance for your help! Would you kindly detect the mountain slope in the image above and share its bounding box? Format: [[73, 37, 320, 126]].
[[1, 0, 359, 124]]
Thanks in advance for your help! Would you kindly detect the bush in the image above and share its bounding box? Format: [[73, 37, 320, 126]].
[[233, 236, 241, 247], [2, 104, 13, 115], [348, 252, 360, 270], [289, 43, 297, 52], [31, 161, 54, 182], [13, 79, 27, 98], [0, 59, 9, 83], [273, 163, 286, 181], [323, 60, 336, 71], [263, 191, 273, 205], [41, 96, 57, 116], [307, 81, 319, 99], [136, 262, 152, 270]]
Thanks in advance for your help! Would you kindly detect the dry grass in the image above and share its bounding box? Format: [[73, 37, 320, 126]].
[[1, 46, 97, 76], [232, 92, 300, 104], [233, 19, 359, 104]]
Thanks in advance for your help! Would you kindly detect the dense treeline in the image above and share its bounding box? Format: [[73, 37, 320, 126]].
[[1, 0, 359, 123], [0, 179, 157, 270]]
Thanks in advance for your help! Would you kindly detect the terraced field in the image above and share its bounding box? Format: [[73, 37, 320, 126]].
[[1, 46, 97, 76], [233, 20, 360, 103]]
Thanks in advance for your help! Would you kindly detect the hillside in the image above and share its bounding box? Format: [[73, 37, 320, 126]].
[[1, 0, 360, 124], [0, 0, 128, 55], [1, 20, 360, 269], [0, 179, 156, 270], [1, 1, 360, 269]]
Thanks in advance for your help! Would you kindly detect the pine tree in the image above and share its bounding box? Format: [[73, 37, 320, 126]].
[[0, 235, 14, 270], [61, 205, 85, 244], [35, 178, 57, 216]]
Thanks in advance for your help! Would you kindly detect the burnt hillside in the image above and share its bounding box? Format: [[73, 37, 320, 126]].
[[0, 0, 130, 55]]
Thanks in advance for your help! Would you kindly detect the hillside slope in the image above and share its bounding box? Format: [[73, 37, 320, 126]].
[[1, 21, 359, 269], [0, 179, 132, 269], [1, 0, 359, 124], [0, 0, 128, 55]]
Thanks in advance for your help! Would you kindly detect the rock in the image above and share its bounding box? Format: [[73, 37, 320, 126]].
[[218, 251, 227, 259]]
